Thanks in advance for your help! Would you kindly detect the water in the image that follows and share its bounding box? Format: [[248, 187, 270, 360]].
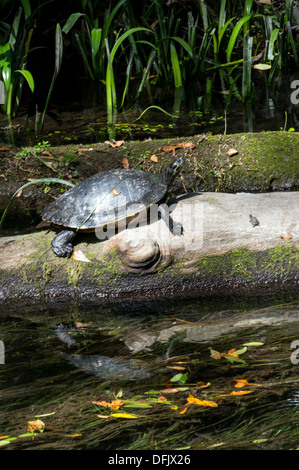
[[1, 73, 299, 146], [1, 298, 298, 450]]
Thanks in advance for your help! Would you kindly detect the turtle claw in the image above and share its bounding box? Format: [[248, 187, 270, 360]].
[[51, 229, 76, 258]]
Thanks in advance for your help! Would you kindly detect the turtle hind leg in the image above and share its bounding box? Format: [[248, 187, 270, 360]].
[[51, 229, 76, 258], [159, 204, 183, 236]]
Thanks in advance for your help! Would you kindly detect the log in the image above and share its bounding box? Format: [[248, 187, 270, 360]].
[[0, 131, 299, 214], [1, 191, 298, 308]]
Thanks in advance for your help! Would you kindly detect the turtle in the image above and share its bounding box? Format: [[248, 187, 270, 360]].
[[43, 156, 184, 258]]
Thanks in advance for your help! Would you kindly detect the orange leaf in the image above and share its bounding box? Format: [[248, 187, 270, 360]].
[[280, 234, 292, 239], [92, 399, 124, 410], [234, 379, 256, 388], [150, 154, 158, 163], [162, 142, 195, 152], [197, 382, 210, 389], [111, 189, 121, 195], [158, 396, 168, 402], [122, 158, 129, 169], [166, 366, 186, 371], [187, 395, 218, 407], [180, 142, 195, 148], [229, 390, 253, 396], [105, 140, 124, 148], [179, 406, 188, 414]]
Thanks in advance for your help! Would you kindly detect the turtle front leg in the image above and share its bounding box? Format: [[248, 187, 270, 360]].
[[51, 229, 76, 258], [159, 204, 183, 236]]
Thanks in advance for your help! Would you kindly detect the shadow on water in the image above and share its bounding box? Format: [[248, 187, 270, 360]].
[[0, 296, 299, 450]]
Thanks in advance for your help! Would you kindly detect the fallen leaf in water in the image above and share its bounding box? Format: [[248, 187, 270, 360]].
[[27, 420, 45, 433], [111, 188, 121, 195], [166, 365, 186, 371], [235, 379, 258, 388], [158, 388, 181, 394], [280, 234, 292, 239], [179, 406, 188, 414], [92, 399, 123, 410], [72, 249, 91, 263], [187, 395, 218, 407], [150, 154, 158, 163], [197, 382, 211, 389], [110, 412, 137, 419], [158, 396, 168, 402], [105, 140, 124, 148], [122, 157, 129, 169], [217, 390, 253, 397]]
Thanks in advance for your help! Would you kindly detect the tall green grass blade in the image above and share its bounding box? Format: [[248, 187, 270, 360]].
[[170, 41, 182, 88], [40, 23, 63, 132], [226, 14, 253, 62], [219, 0, 227, 32], [105, 37, 117, 126], [242, 35, 253, 100], [9, 8, 22, 49], [20, 0, 31, 20], [0, 178, 74, 231], [91, 28, 102, 73], [287, 20, 299, 65], [15, 69, 34, 92], [62, 13, 86, 34], [268, 28, 279, 61], [110, 27, 152, 62], [128, 49, 157, 107], [199, 0, 208, 32]]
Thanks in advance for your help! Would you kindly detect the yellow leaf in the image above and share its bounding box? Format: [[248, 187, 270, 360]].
[[179, 406, 188, 414], [110, 412, 137, 419], [234, 379, 257, 388], [187, 395, 218, 407]]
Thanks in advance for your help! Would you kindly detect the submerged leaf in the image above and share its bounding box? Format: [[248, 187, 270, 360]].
[[187, 395, 218, 407], [110, 412, 138, 419]]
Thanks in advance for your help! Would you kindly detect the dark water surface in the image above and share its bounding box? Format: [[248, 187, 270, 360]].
[[1, 297, 299, 450], [1, 73, 299, 146]]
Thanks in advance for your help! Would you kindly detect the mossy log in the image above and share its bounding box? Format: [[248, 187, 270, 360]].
[[0, 131, 299, 212], [0, 192, 298, 308]]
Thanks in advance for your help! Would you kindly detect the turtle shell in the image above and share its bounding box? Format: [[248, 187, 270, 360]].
[[42, 169, 167, 230]]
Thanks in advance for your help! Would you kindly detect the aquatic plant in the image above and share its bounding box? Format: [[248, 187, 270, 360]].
[[0, 0, 36, 118]]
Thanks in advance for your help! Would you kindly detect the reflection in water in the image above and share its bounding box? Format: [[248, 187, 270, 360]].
[[0, 299, 299, 450]]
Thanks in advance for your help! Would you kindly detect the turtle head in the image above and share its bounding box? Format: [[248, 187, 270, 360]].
[[164, 156, 184, 187]]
